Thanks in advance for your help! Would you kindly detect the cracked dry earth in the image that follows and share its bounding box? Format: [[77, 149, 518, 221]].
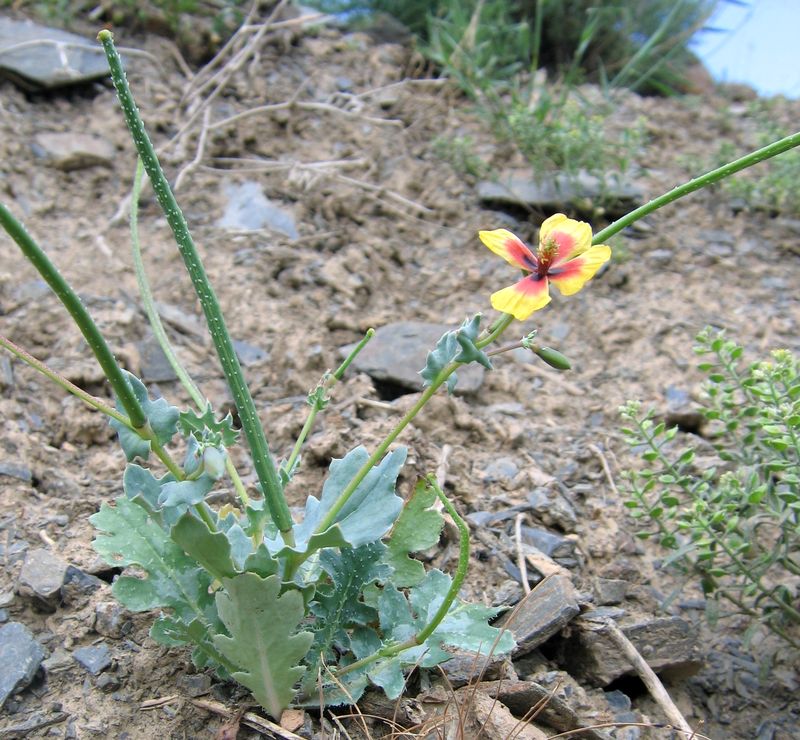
[[1, 11, 800, 740]]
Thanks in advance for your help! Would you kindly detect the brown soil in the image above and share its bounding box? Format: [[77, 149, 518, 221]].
[[1, 10, 799, 740]]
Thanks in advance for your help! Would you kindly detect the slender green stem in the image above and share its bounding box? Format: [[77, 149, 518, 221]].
[[0, 334, 130, 426], [130, 159, 250, 508], [336, 476, 471, 678], [130, 159, 204, 409], [98, 31, 293, 539], [593, 130, 800, 245], [284, 329, 376, 477], [292, 316, 515, 575], [415, 477, 470, 644], [0, 203, 147, 429]]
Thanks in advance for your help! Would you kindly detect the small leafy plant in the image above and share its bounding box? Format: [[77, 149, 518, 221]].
[[620, 328, 800, 647], [2, 28, 800, 722]]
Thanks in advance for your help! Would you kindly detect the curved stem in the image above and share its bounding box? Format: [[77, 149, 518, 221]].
[[336, 476, 471, 678], [99, 31, 293, 540], [0, 203, 147, 429], [593, 130, 800, 245]]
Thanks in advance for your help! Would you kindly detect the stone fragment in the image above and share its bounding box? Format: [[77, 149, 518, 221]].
[[233, 339, 269, 367], [663, 385, 705, 434], [177, 673, 212, 697], [0, 622, 45, 709], [438, 649, 513, 688], [520, 525, 576, 561], [477, 170, 641, 215], [0, 710, 69, 736], [0, 18, 110, 89], [16, 548, 68, 612], [0, 462, 32, 482], [153, 302, 208, 341], [527, 488, 577, 531], [42, 648, 73, 675], [62, 565, 104, 605], [344, 322, 484, 395], [479, 457, 519, 483], [479, 680, 611, 739], [218, 181, 298, 238], [95, 673, 121, 692], [496, 574, 580, 655], [556, 613, 703, 686], [33, 132, 116, 171], [94, 601, 131, 639], [0, 355, 13, 389], [593, 577, 629, 606], [460, 690, 549, 740], [73, 643, 112, 675], [135, 335, 178, 383]]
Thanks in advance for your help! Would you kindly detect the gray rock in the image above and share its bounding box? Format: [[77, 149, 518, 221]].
[[233, 338, 269, 366], [648, 248, 674, 267], [62, 565, 104, 605], [177, 673, 212, 697], [480, 457, 519, 483], [0, 609, 7, 624], [94, 602, 131, 639], [593, 577, 629, 606], [0, 622, 45, 709], [153, 302, 208, 341], [218, 181, 298, 238], [0, 18, 110, 90], [95, 673, 121, 692], [438, 650, 513, 688], [477, 171, 641, 214], [527, 488, 578, 532], [479, 680, 611, 739], [33, 132, 115, 171], [0, 355, 13, 389], [15, 548, 68, 612], [42, 648, 74, 675], [520, 526, 575, 561], [0, 710, 69, 736], [496, 574, 580, 655], [73, 643, 112, 675], [344, 321, 485, 395], [135, 335, 178, 383], [556, 613, 703, 686], [0, 462, 32, 483]]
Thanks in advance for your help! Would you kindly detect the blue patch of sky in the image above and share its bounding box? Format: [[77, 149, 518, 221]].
[[691, 0, 800, 98]]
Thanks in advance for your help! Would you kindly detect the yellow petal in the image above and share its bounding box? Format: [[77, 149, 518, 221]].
[[549, 245, 611, 296], [490, 276, 551, 320], [539, 214, 593, 264], [479, 229, 536, 270]]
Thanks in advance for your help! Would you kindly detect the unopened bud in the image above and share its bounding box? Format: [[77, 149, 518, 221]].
[[202, 446, 226, 479], [532, 345, 571, 371]]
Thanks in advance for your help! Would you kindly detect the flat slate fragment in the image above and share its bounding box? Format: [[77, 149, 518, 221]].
[[557, 612, 704, 686], [0, 18, 110, 90], [477, 170, 642, 215], [0, 622, 46, 709], [343, 321, 485, 394], [495, 573, 580, 655]]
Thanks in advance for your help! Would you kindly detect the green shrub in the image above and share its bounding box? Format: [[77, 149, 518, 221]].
[[620, 328, 800, 647]]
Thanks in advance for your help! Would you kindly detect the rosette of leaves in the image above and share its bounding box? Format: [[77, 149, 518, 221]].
[[92, 390, 513, 716]]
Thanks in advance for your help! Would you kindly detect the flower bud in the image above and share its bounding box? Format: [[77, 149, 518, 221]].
[[532, 345, 571, 371], [202, 446, 226, 479]]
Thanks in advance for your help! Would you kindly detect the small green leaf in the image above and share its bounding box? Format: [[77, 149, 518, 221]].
[[213, 573, 313, 719], [91, 496, 214, 624], [110, 372, 179, 460], [171, 512, 238, 581], [384, 480, 444, 587], [179, 403, 239, 447], [278, 447, 406, 557], [159, 475, 214, 511]]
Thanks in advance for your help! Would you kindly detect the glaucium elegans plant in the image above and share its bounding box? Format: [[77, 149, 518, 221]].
[[1, 30, 800, 721]]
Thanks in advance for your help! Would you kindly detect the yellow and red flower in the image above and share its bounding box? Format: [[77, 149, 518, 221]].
[[479, 214, 611, 321]]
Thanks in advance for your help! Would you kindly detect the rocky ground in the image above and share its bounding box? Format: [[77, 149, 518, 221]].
[[1, 6, 799, 739]]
